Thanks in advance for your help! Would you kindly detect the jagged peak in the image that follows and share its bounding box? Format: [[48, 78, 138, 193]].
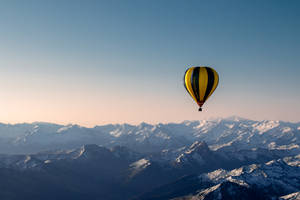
[[186, 141, 210, 154], [138, 122, 152, 128]]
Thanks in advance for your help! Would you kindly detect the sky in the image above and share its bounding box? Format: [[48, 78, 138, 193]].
[[0, 0, 299, 126]]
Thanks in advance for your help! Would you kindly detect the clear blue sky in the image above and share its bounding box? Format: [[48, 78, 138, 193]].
[[0, 0, 299, 126]]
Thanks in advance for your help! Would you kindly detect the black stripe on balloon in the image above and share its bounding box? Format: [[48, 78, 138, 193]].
[[191, 67, 200, 102], [203, 67, 215, 101]]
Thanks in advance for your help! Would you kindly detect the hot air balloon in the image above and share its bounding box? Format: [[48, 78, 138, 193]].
[[184, 66, 219, 111]]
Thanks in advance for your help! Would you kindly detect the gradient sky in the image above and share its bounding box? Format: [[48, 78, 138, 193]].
[[0, 0, 299, 126]]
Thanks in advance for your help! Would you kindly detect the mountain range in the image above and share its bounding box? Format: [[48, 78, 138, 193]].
[[0, 117, 299, 199], [1, 117, 299, 154]]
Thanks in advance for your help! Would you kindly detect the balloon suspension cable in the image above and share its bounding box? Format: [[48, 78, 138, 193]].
[[198, 107, 202, 112]]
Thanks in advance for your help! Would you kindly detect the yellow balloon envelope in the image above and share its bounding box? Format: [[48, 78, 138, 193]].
[[184, 66, 219, 111]]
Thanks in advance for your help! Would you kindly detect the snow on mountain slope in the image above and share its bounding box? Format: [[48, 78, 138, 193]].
[[197, 155, 300, 198], [129, 158, 152, 177], [170, 154, 300, 200], [280, 191, 300, 200], [174, 181, 257, 200], [253, 120, 280, 134]]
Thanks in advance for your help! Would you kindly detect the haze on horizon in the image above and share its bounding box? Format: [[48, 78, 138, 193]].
[[0, 0, 299, 126]]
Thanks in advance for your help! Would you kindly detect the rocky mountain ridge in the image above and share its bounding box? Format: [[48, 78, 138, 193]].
[[0, 117, 299, 154]]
